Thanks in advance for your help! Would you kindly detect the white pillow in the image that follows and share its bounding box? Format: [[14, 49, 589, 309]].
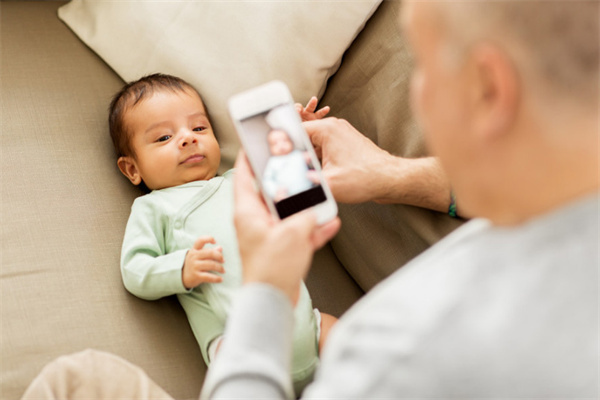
[[58, 0, 382, 169]]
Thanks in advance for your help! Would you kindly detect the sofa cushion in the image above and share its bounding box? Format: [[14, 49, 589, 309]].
[[1, 3, 205, 399], [58, 0, 381, 171]]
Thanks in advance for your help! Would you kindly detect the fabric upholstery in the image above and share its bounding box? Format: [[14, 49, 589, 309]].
[[57, 0, 381, 170], [1, 3, 361, 399]]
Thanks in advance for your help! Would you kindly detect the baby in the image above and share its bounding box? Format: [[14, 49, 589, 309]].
[[262, 128, 318, 202], [108, 73, 333, 394]]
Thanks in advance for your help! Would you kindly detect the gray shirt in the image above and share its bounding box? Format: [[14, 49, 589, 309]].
[[201, 193, 599, 399]]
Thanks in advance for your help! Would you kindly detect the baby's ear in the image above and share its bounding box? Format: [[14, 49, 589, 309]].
[[117, 156, 142, 185]]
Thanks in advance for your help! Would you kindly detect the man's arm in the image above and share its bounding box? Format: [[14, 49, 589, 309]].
[[372, 155, 452, 212], [200, 153, 340, 399], [304, 118, 454, 214]]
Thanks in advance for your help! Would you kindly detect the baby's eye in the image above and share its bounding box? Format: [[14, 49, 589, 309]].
[[156, 135, 171, 142], [193, 127, 206, 132]]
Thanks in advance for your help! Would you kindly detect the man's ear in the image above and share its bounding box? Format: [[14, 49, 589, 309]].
[[117, 156, 142, 185], [470, 44, 519, 141]]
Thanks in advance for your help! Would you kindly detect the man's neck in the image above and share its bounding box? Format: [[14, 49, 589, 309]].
[[488, 127, 599, 226]]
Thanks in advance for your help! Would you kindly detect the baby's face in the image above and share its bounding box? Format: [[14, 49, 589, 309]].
[[122, 88, 220, 190], [267, 129, 294, 156]]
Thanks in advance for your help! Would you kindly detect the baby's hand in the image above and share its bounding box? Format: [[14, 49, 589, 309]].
[[296, 96, 330, 122], [182, 236, 225, 289]]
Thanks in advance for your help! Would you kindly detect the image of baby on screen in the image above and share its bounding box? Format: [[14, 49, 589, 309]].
[[262, 127, 318, 202]]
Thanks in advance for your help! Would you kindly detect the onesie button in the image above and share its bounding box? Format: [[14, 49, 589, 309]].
[[174, 221, 182, 229]]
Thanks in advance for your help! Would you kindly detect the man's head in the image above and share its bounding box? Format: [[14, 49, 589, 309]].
[[267, 129, 295, 156], [402, 1, 599, 224], [109, 74, 221, 190]]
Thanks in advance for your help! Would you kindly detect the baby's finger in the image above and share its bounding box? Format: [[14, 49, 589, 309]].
[[196, 271, 224, 284], [194, 247, 225, 264], [304, 96, 318, 112], [192, 259, 225, 274], [202, 260, 226, 275], [193, 236, 216, 250], [315, 106, 330, 119]]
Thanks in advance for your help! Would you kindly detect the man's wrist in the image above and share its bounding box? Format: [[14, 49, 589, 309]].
[[374, 156, 452, 213], [243, 275, 300, 305], [369, 150, 400, 203]]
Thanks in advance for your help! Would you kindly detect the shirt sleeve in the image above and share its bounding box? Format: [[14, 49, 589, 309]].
[[121, 196, 191, 300], [200, 283, 296, 400]]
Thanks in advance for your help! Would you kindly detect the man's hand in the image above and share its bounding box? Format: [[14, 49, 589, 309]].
[[233, 152, 341, 304], [305, 118, 454, 212], [182, 236, 225, 289], [304, 118, 396, 204], [296, 96, 330, 122]]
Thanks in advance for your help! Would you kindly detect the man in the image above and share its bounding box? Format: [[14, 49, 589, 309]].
[[202, 1, 599, 398]]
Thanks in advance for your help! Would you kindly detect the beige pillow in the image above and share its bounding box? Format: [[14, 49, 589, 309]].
[[58, 0, 382, 170]]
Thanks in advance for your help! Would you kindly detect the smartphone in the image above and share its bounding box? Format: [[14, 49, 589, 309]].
[[228, 81, 338, 224]]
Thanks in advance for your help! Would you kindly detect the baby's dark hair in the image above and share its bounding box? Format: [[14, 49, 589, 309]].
[[108, 73, 200, 158]]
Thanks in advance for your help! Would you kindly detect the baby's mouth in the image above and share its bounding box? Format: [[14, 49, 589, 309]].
[[182, 154, 205, 164]]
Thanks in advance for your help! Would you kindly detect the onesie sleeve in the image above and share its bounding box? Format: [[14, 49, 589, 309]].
[[121, 195, 191, 300]]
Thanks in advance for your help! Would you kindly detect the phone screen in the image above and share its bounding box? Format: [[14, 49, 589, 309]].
[[239, 102, 328, 219]]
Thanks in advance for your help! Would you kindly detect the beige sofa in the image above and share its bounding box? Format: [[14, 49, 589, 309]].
[[1, 2, 462, 399]]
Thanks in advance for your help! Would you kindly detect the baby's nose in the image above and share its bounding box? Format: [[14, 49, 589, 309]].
[[180, 132, 198, 147]]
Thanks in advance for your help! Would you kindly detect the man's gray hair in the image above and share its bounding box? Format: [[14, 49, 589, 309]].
[[439, 0, 599, 105]]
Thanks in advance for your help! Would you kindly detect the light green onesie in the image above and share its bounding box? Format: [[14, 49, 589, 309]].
[[120, 169, 320, 390]]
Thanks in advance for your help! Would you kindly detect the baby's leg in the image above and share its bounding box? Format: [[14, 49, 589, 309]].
[[318, 312, 338, 354], [208, 335, 224, 363]]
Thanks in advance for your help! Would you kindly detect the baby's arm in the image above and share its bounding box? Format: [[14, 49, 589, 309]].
[[182, 236, 225, 289], [296, 96, 330, 121], [121, 197, 210, 300]]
